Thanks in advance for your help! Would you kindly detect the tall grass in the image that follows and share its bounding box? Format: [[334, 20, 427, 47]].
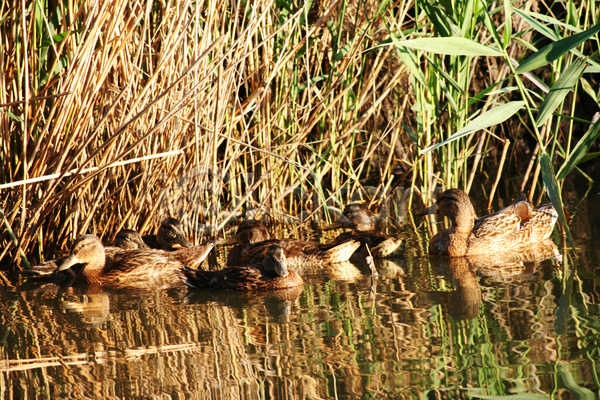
[[0, 0, 598, 265]]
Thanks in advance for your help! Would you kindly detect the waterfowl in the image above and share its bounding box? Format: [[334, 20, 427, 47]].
[[143, 217, 193, 251], [20, 229, 151, 283], [323, 203, 405, 258], [425, 188, 558, 256], [55, 234, 214, 288], [111, 229, 149, 250], [225, 220, 361, 275], [178, 245, 304, 291]]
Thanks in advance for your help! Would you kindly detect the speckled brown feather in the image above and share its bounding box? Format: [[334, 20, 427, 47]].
[[323, 203, 405, 259], [50, 234, 215, 288], [179, 245, 304, 291], [428, 189, 558, 256], [225, 220, 361, 273]]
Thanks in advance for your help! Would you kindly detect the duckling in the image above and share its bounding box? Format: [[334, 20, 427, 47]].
[[178, 245, 303, 291], [424, 188, 558, 256], [143, 217, 193, 250], [323, 203, 405, 258], [225, 220, 361, 275], [54, 234, 214, 288]]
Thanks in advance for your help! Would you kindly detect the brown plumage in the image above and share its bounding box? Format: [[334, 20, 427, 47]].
[[53, 234, 214, 288], [323, 203, 405, 258], [426, 189, 558, 256], [178, 245, 304, 291], [21, 229, 152, 283], [225, 220, 360, 274], [143, 217, 193, 251], [111, 229, 149, 250]]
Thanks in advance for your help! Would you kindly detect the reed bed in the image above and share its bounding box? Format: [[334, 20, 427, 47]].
[[1, 0, 598, 265]]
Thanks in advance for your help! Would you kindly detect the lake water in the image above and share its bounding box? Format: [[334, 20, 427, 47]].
[[1, 184, 599, 399]]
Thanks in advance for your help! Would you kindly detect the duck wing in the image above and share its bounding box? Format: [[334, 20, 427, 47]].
[[472, 201, 532, 239]]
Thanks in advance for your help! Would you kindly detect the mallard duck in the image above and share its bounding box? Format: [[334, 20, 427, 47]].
[[225, 220, 361, 275], [143, 217, 193, 251], [52, 234, 214, 288], [111, 229, 149, 250], [323, 203, 405, 258], [425, 188, 558, 256], [20, 229, 151, 282], [178, 244, 304, 291]]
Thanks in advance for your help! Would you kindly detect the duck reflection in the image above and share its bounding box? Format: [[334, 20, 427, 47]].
[[60, 287, 111, 329], [429, 239, 561, 320], [183, 285, 304, 323]]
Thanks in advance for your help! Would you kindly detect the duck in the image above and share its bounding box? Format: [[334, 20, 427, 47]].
[[424, 188, 558, 256], [52, 234, 214, 288], [225, 220, 361, 275], [20, 229, 152, 283], [178, 244, 304, 291], [110, 229, 149, 250], [322, 203, 405, 258], [143, 217, 193, 251]]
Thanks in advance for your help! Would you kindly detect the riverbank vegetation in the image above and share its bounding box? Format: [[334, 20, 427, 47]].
[[1, 0, 598, 265]]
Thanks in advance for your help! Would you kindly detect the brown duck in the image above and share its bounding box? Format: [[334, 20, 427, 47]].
[[54, 234, 214, 288], [143, 217, 193, 250], [424, 188, 558, 256], [225, 220, 360, 275], [178, 244, 304, 291], [323, 203, 405, 258]]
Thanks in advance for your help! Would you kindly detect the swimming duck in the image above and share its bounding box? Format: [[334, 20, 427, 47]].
[[323, 203, 405, 258], [20, 229, 151, 283], [178, 244, 304, 291], [143, 217, 193, 251], [54, 234, 214, 288], [225, 220, 361, 275], [111, 229, 149, 250], [425, 188, 558, 256]]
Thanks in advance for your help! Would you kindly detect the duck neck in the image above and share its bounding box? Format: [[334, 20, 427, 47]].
[[79, 258, 105, 284], [450, 209, 474, 237]]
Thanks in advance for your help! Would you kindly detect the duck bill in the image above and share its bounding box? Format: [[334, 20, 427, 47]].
[[273, 260, 289, 277], [176, 235, 193, 248], [58, 254, 81, 271]]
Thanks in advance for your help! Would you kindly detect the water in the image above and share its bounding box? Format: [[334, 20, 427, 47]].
[[2, 186, 600, 399]]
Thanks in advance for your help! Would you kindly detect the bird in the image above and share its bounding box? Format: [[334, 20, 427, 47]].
[[19, 229, 152, 283], [424, 188, 558, 256], [224, 220, 361, 275], [26, 234, 214, 288], [110, 229, 149, 250], [322, 203, 405, 259], [143, 217, 193, 251], [178, 244, 304, 291]]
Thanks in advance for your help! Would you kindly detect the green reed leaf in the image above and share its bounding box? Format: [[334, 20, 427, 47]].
[[535, 58, 587, 127], [515, 23, 600, 74], [556, 118, 600, 180], [540, 152, 575, 251], [391, 37, 503, 56], [420, 101, 524, 154]]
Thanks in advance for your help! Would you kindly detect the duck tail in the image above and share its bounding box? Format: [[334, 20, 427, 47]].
[[171, 240, 215, 270], [324, 240, 361, 263]]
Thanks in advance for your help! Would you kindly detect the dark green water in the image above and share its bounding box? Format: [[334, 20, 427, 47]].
[[1, 186, 599, 399]]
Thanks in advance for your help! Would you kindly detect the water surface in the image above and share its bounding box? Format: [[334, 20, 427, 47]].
[[1, 187, 599, 399]]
